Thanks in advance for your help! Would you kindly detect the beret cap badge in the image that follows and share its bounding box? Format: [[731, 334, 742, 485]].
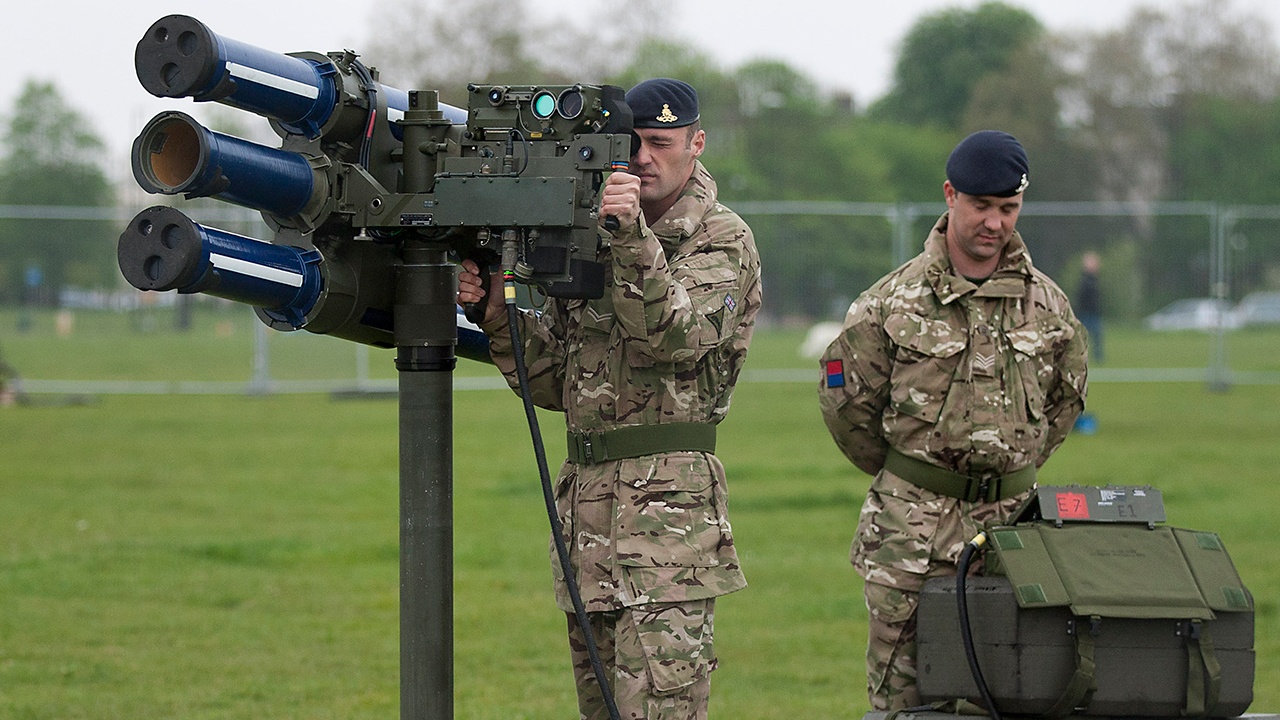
[[656, 104, 679, 123]]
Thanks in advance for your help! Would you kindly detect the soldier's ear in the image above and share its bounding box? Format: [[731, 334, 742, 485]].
[[690, 129, 706, 159]]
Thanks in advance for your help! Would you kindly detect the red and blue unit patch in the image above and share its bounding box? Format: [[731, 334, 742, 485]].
[[825, 359, 845, 388]]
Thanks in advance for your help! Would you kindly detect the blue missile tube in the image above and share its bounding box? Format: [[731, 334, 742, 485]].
[[135, 14, 465, 139], [132, 111, 320, 220], [118, 205, 322, 327], [453, 308, 492, 363], [118, 206, 492, 361]]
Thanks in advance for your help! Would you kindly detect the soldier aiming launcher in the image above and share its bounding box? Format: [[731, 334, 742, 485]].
[[120, 13, 633, 357], [118, 15, 636, 720]]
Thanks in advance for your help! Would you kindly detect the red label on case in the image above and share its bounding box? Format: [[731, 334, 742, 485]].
[[1056, 492, 1090, 519]]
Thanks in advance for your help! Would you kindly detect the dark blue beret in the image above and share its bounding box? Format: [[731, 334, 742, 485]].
[[946, 130, 1030, 197], [626, 78, 700, 129]]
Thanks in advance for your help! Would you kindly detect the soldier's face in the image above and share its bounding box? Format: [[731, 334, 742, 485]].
[[631, 126, 705, 212], [944, 182, 1022, 268]]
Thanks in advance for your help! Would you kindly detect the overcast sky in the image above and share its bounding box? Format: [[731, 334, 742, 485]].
[[5, 0, 1280, 185]]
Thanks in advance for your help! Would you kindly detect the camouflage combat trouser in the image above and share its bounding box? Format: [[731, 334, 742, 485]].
[[864, 578, 943, 711], [855, 469, 1027, 711], [566, 599, 716, 720]]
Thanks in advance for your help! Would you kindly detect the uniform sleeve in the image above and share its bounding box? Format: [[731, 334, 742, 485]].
[[818, 294, 893, 477], [608, 215, 756, 364], [1037, 309, 1089, 466], [482, 304, 569, 412]]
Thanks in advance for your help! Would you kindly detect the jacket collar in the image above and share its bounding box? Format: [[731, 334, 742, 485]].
[[923, 212, 1034, 304], [647, 161, 717, 254]]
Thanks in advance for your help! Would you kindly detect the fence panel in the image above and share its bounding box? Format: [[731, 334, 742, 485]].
[[2, 202, 1279, 393]]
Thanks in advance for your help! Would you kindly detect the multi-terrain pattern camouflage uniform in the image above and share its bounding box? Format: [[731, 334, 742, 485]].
[[818, 213, 1088, 710], [483, 161, 760, 719]]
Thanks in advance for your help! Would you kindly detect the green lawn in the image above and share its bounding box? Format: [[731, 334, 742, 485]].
[[2, 309, 1279, 718]]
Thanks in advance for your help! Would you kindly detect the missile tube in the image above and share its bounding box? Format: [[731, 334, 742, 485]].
[[135, 14, 465, 139], [118, 206, 492, 361], [118, 206, 322, 326], [131, 111, 324, 223]]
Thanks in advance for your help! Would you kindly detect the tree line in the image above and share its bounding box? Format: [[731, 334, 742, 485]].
[[3, 0, 1279, 319]]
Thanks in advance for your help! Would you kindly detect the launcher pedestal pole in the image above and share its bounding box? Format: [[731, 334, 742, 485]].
[[394, 244, 456, 720]]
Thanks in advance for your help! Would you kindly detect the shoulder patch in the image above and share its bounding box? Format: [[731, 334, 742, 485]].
[[825, 359, 846, 388]]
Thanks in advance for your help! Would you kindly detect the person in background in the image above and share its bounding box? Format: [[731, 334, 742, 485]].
[[1076, 251, 1104, 364], [0, 343, 19, 407]]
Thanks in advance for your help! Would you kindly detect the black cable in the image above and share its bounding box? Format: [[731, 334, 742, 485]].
[[957, 532, 1002, 720], [349, 58, 378, 170], [505, 287, 623, 720], [505, 130, 532, 177]]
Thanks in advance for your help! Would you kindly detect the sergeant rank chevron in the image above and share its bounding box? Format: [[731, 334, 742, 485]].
[[972, 353, 996, 375]]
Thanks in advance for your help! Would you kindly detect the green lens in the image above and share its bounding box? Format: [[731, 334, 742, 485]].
[[532, 92, 556, 119]]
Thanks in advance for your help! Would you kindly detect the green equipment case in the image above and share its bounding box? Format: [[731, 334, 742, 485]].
[[917, 486, 1255, 718]]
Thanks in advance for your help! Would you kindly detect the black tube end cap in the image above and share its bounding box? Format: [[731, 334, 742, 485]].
[[135, 15, 221, 100], [118, 206, 204, 292]]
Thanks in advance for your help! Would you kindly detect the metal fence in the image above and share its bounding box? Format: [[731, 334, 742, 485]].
[[3, 201, 1280, 394], [734, 200, 1280, 388]]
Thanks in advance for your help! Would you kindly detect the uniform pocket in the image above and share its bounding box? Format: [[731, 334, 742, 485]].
[[864, 577, 921, 627], [629, 601, 715, 694], [679, 255, 739, 348], [883, 312, 966, 423], [615, 455, 720, 568], [852, 472, 942, 583], [1007, 317, 1072, 421], [548, 465, 577, 585], [863, 579, 921, 701]]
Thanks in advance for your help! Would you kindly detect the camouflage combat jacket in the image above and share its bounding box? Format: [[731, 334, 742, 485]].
[[818, 212, 1088, 480], [482, 161, 761, 612]]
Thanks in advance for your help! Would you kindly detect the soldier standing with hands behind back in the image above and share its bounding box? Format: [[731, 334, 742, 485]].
[[818, 131, 1088, 711], [458, 78, 761, 720]]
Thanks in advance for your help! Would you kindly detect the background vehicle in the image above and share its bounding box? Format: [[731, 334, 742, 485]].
[[1235, 291, 1280, 327], [1143, 298, 1242, 331]]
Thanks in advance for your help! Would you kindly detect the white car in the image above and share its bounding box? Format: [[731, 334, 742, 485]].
[[1235, 291, 1280, 327], [1143, 298, 1242, 331]]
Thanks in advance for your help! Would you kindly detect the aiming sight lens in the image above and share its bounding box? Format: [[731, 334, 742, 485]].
[[532, 91, 556, 120], [557, 88, 584, 119]]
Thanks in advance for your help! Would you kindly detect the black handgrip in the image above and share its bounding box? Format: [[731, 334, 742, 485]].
[[463, 301, 487, 325], [461, 258, 499, 325]]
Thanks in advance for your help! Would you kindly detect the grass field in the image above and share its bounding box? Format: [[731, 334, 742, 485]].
[[2, 307, 1279, 718]]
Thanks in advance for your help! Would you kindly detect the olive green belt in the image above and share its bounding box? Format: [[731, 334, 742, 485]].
[[883, 447, 1035, 503], [566, 423, 716, 465]]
